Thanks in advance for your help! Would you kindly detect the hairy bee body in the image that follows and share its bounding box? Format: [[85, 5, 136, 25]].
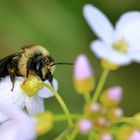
[[0, 45, 55, 90]]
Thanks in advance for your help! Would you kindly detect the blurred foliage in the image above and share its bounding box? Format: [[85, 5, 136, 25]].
[[0, 0, 140, 139]]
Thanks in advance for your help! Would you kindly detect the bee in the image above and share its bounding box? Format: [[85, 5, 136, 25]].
[[0, 45, 56, 91]]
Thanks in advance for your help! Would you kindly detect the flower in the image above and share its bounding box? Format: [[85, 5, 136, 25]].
[[0, 103, 36, 140], [0, 76, 58, 122], [74, 54, 95, 94], [83, 4, 140, 65]]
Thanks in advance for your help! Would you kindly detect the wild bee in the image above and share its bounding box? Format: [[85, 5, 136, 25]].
[[0, 45, 73, 91]]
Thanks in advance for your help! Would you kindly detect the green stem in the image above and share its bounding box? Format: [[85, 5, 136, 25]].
[[54, 128, 72, 140], [84, 93, 91, 104], [54, 114, 83, 122], [69, 126, 78, 140], [42, 82, 73, 127], [89, 131, 97, 140], [113, 117, 133, 125], [92, 69, 109, 102]]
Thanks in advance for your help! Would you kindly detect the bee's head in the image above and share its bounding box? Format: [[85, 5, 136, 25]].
[[34, 55, 73, 86], [37, 55, 55, 86], [44, 56, 55, 68]]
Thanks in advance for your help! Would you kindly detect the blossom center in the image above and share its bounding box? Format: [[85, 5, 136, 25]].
[[113, 40, 128, 53], [21, 75, 43, 97]]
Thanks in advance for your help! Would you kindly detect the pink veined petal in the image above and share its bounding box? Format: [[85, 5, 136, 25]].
[[83, 4, 114, 44], [115, 12, 140, 51], [90, 40, 132, 65], [25, 95, 44, 115], [38, 79, 58, 98]]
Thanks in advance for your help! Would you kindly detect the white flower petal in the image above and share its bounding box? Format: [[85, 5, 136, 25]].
[[0, 77, 25, 108], [0, 113, 8, 122], [0, 104, 36, 140], [25, 95, 44, 114], [0, 76, 25, 122], [83, 4, 114, 44], [129, 51, 140, 62], [91, 40, 132, 65], [115, 12, 140, 51], [38, 79, 58, 98]]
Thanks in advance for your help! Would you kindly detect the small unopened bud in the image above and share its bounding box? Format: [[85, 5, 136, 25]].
[[100, 86, 122, 107], [90, 102, 100, 113], [101, 133, 113, 140], [78, 119, 93, 133], [74, 55, 95, 94], [128, 130, 140, 140], [107, 87, 122, 102], [35, 112, 53, 135], [21, 75, 43, 97], [96, 117, 107, 128], [114, 108, 123, 118], [108, 108, 123, 122], [84, 102, 101, 117]]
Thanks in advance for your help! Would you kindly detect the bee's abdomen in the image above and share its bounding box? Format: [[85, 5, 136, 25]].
[[0, 54, 20, 78]]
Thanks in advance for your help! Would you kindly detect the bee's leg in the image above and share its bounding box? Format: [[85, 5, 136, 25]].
[[8, 69, 16, 91]]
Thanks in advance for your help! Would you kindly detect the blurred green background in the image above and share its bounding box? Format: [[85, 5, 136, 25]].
[[0, 0, 140, 139]]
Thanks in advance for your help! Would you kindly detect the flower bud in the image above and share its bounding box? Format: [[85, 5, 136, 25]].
[[90, 102, 100, 113], [96, 117, 108, 128], [100, 86, 122, 107], [74, 55, 95, 94], [128, 130, 140, 140], [108, 108, 123, 122], [101, 133, 113, 140], [84, 102, 101, 117], [35, 112, 53, 135], [78, 119, 93, 133], [21, 75, 43, 97]]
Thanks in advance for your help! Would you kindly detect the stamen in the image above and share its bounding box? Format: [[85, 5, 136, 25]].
[[113, 40, 128, 53]]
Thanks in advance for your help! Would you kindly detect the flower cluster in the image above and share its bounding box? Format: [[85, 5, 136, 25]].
[[72, 54, 140, 140], [78, 86, 123, 139]]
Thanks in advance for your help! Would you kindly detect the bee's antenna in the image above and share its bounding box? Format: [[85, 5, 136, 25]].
[[51, 62, 74, 66]]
